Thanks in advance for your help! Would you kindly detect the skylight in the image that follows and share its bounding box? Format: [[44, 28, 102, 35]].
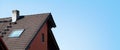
[[8, 29, 24, 38]]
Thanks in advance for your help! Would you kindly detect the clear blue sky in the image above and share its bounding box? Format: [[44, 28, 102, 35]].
[[0, 0, 120, 50]]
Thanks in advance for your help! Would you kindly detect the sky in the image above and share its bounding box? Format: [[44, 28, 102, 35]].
[[0, 0, 120, 50]]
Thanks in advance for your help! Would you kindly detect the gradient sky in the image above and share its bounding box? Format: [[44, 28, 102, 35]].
[[0, 0, 120, 50]]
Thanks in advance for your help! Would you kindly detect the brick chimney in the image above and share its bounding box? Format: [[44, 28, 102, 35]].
[[12, 10, 19, 22]]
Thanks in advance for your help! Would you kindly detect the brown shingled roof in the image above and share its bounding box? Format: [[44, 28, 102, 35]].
[[0, 13, 56, 50]]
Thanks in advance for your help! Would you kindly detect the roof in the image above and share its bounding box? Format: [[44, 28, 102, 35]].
[[0, 13, 56, 50]]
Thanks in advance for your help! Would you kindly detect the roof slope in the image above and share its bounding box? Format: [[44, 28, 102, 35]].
[[0, 13, 54, 50]]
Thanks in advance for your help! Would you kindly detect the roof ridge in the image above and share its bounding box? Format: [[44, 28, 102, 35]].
[[21, 13, 51, 17]]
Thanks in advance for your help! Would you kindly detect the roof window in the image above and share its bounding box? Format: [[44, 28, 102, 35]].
[[8, 29, 24, 38]]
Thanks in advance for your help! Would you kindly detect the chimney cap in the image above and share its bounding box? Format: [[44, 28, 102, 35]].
[[12, 10, 19, 13]]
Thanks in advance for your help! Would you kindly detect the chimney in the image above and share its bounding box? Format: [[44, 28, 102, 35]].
[[12, 10, 19, 22]]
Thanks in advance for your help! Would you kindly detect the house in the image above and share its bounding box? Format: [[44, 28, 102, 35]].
[[0, 10, 59, 50]]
